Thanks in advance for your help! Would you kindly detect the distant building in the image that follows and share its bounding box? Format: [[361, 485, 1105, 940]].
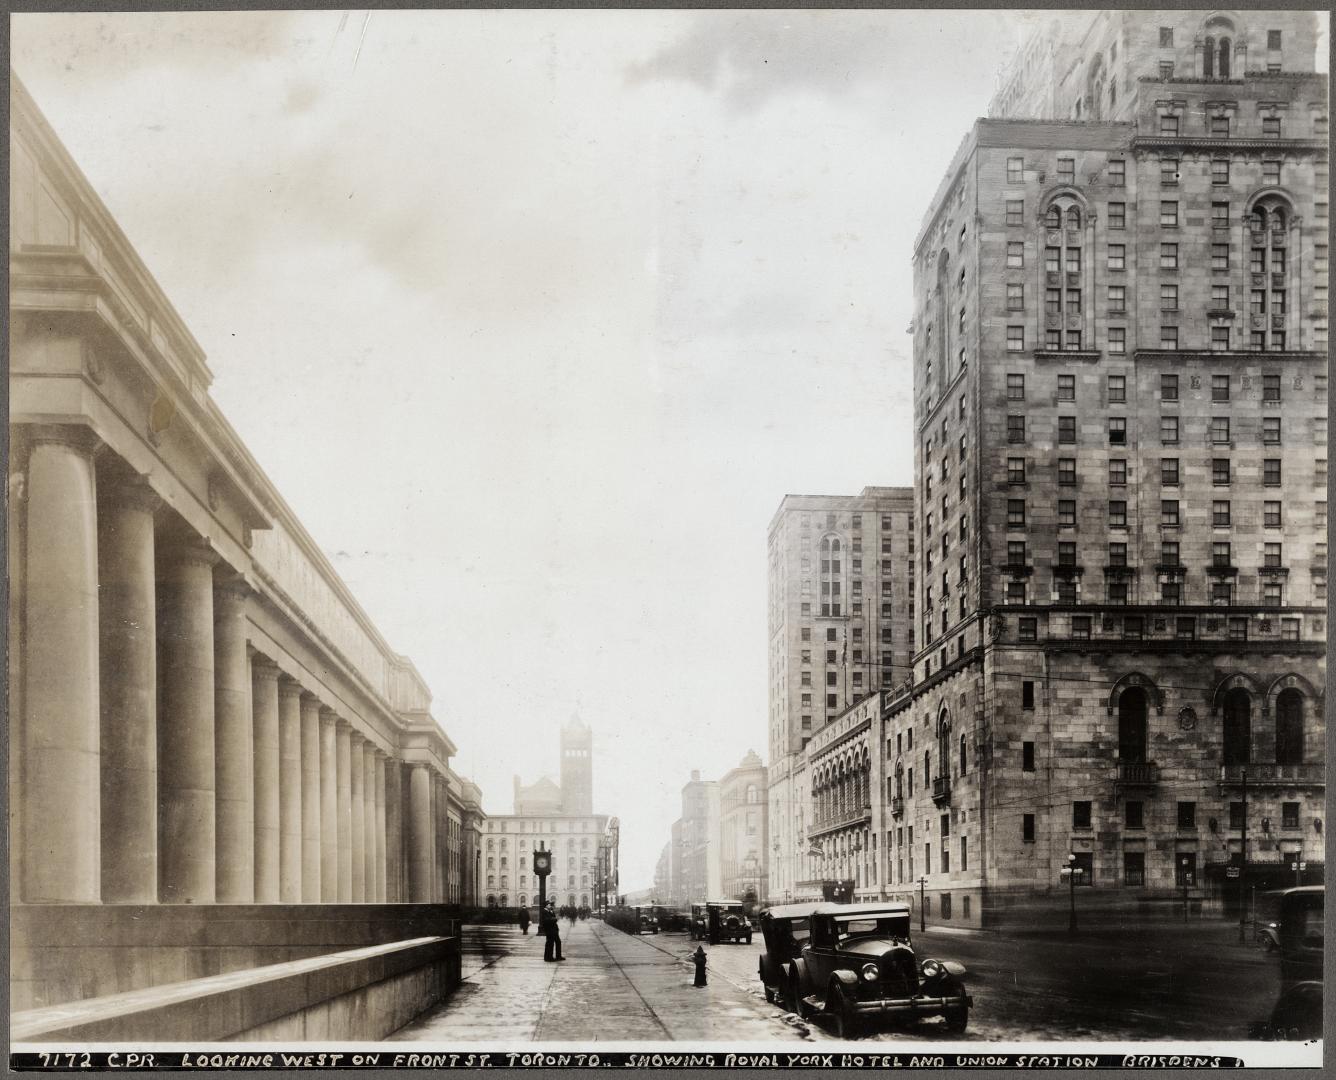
[[766, 488, 914, 902], [679, 771, 722, 903], [719, 751, 768, 907]]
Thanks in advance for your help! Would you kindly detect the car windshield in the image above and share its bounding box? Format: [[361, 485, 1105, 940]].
[[836, 916, 909, 940]]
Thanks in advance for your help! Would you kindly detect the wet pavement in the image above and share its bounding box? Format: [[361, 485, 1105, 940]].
[[392, 917, 1284, 1043]]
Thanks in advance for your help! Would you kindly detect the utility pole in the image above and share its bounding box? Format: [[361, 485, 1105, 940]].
[[1237, 770, 1247, 944]]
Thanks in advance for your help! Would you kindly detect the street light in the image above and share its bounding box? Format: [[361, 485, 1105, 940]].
[[917, 876, 928, 932], [1179, 856, 1191, 923], [1060, 854, 1083, 934]]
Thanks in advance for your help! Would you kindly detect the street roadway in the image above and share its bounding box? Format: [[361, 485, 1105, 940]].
[[391, 916, 1283, 1043]]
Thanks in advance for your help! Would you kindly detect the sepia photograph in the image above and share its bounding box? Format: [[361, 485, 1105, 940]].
[[5, 3, 1328, 1069]]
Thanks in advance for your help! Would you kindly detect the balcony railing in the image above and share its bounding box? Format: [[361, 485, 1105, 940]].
[[1115, 761, 1159, 786], [931, 775, 951, 805], [1218, 763, 1325, 786], [890, 796, 905, 818]]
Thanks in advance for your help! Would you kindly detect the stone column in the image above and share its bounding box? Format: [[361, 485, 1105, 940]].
[[363, 745, 377, 902], [278, 678, 303, 903], [21, 426, 102, 903], [213, 575, 254, 902], [429, 774, 440, 901], [158, 537, 219, 903], [407, 763, 431, 902], [299, 694, 322, 902], [251, 657, 281, 902], [318, 709, 338, 902], [98, 475, 160, 903], [384, 757, 403, 902], [336, 721, 352, 902], [374, 752, 387, 902], [350, 733, 366, 902]]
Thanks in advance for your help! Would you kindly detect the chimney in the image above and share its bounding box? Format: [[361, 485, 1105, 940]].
[[691, 769, 701, 782]]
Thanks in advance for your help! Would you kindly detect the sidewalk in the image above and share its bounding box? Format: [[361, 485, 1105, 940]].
[[390, 920, 805, 1043]]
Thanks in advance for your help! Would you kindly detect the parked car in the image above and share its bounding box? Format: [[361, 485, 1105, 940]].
[[758, 903, 817, 1007], [637, 908, 660, 935], [786, 902, 971, 1038], [706, 900, 752, 944], [688, 903, 708, 940], [1255, 886, 1323, 1041]]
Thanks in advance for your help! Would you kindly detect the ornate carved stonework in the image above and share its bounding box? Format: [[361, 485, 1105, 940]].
[[1178, 707, 1197, 732]]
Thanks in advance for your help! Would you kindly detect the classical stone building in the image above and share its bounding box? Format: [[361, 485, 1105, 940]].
[[888, 9, 1326, 927], [484, 716, 618, 909], [719, 750, 768, 907], [679, 770, 722, 903], [766, 488, 914, 902], [9, 76, 482, 1038]]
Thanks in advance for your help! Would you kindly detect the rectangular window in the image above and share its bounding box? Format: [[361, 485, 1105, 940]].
[[1262, 374, 1281, 401], [1161, 326, 1178, 349], [1109, 459, 1127, 485], [1007, 539, 1027, 565], [1213, 542, 1232, 568], [1022, 742, 1035, 771], [1109, 284, 1126, 311], [1264, 542, 1282, 568], [1022, 681, 1035, 710], [1161, 541, 1179, 565], [1212, 458, 1231, 485], [1228, 617, 1248, 641], [1065, 249, 1081, 274], [1125, 852, 1146, 887], [1007, 373, 1025, 400], [1263, 160, 1281, 185], [1212, 325, 1230, 350], [1058, 416, 1077, 444], [1057, 374, 1075, 401], [1007, 415, 1025, 443], [1211, 416, 1230, 444], [1108, 159, 1125, 186], [1007, 283, 1024, 310], [1073, 801, 1092, 829], [1006, 199, 1025, 226], [1044, 247, 1060, 273], [1007, 326, 1024, 352], [1072, 615, 1092, 640], [1022, 814, 1035, 842], [1007, 457, 1026, 484], [1263, 459, 1281, 486], [1066, 288, 1082, 313], [1210, 115, 1231, 136], [1108, 327, 1126, 353], [1161, 458, 1179, 485], [1268, 29, 1282, 49], [1058, 499, 1076, 526], [1159, 60, 1174, 79], [1108, 374, 1126, 402], [1161, 499, 1179, 526], [1212, 500, 1231, 526], [1264, 501, 1281, 527], [1281, 801, 1300, 829], [1057, 158, 1074, 184], [1160, 243, 1178, 270], [1019, 616, 1037, 642], [1108, 417, 1126, 445], [1281, 617, 1299, 641], [1107, 201, 1125, 229], [1212, 244, 1230, 272], [1161, 415, 1179, 443], [1159, 26, 1173, 46], [1161, 158, 1179, 185], [1161, 284, 1179, 310], [1160, 199, 1179, 225], [1263, 417, 1281, 444], [1229, 802, 1245, 830], [1007, 499, 1026, 527], [1065, 329, 1083, 352], [1109, 500, 1127, 527], [1213, 284, 1230, 309], [1212, 201, 1230, 228], [1108, 244, 1126, 270], [1125, 801, 1144, 830], [1176, 616, 1195, 639], [1008, 157, 1023, 183], [1212, 375, 1230, 401], [1161, 374, 1178, 401], [1058, 458, 1076, 485], [1124, 615, 1144, 639], [1045, 288, 1061, 316], [1058, 541, 1076, 566], [1006, 241, 1024, 268], [1212, 158, 1229, 185]]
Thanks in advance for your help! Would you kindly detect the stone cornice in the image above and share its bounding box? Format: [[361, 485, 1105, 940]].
[[1131, 135, 1326, 154], [1133, 348, 1325, 365]]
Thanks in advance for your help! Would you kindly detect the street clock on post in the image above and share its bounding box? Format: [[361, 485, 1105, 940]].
[[533, 846, 552, 913]]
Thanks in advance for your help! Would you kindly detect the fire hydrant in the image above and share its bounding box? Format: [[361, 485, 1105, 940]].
[[692, 945, 708, 987]]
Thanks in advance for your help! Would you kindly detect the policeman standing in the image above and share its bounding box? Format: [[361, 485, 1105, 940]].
[[542, 900, 565, 962]]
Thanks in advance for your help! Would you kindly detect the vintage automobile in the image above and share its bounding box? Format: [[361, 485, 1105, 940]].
[[688, 903, 708, 940], [785, 902, 971, 1038], [636, 908, 660, 935], [706, 900, 752, 944], [757, 903, 817, 1007], [1253, 886, 1323, 1041], [655, 906, 689, 933]]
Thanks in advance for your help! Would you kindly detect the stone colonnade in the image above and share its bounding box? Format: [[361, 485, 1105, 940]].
[[16, 424, 455, 906]]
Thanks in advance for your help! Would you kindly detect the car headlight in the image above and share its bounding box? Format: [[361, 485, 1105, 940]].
[[921, 959, 944, 980], [861, 963, 879, 982]]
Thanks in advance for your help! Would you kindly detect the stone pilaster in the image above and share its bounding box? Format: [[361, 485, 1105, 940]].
[[277, 678, 303, 903], [362, 744, 377, 902], [374, 752, 387, 902], [251, 656, 281, 902], [299, 694, 323, 903], [98, 475, 160, 903], [384, 756, 403, 902], [319, 709, 339, 902], [350, 732, 366, 902], [158, 537, 219, 903], [20, 425, 102, 903], [212, 575, 254, 903], [407, 763, 431, 902], [336, 720, 352, 902]]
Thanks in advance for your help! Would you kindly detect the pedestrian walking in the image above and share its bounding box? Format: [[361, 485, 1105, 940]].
[[542, 901, 564, 962], [518, 907, 530, 935]]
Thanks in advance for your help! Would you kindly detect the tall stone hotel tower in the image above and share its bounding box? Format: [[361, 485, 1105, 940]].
[[882, 10, 1327, 926], [561, 715, 594, 816]]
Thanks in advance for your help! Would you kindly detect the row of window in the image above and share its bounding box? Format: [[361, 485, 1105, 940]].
[[1007, 414, 1288, 444], [1004, 495, 1287, 528], [1007, 154, 1299, 189], [1004, 579, 1307, 610], [1005, 372, 1290, 404], [1014, 612, 1309, 642], [797, 512, 897, 531], [1008, 456, 1289, 487], [1006, 538, 1305, 570], [1005, 326, 1293, 354]]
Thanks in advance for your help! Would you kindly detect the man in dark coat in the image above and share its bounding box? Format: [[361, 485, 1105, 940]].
[[518, 906, 530, 935], [542, 901, 564, 961]]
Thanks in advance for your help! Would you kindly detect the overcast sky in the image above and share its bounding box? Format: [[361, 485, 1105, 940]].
[[15, 8, 1053, 893]]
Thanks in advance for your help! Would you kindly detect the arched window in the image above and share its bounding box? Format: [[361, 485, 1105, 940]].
[[1218, 37, 1231, 77], [486, 838, 494, 851], [746, 784, 759, 804], [1223, 688, 1251, 766], [1046, 205, 1061, 229], [581, 894, 589, 907], [519, 894, 528, 907], [499, 894, 508, 907], [486, 894, 497, 907], [937, 711, 951, 779], [1275, 689, 1304, 765], [1043, 195, 1086, 350], [1118, 688, 1148, 762], [1250, 194, 1292, 349], [894, 762, 904, 799], [959, 733, 967, 775], [1204, 36, 1215, 78], [820, 535, 843, 617], [1066, 206, 1082, 229]]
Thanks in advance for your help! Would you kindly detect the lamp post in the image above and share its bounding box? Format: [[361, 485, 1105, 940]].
[[917, 876, 927, 932], [1061, 854, 1082, 934], [1179, 856, 1190, 923]]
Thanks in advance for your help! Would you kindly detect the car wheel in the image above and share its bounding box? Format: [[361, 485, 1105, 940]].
[[1260, 936, 1276, 953], [789, 976, 808, 1018], [764, 983, 776, 1005], [944, 1005, 969, 1035], [830, 985, 861, 1040]]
